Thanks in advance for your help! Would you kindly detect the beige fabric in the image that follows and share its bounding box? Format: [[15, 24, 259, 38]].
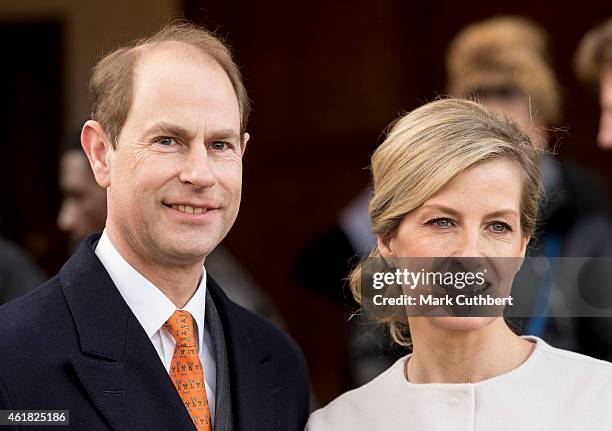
[[307, 336, 612, 430]]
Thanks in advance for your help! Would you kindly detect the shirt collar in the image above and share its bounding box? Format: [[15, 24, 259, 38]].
[[94, 229, 207, 353]]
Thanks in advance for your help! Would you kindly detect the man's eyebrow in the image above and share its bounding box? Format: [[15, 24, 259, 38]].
[[142, 122, 240, 141], [207, 128, 241, 141], [142, 121, 196, 139]]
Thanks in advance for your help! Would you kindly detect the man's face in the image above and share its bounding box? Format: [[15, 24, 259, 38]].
[[58, 150, 107, 250], [598, 65, 612, 150], [106, 43, 246, 267], [479, 95, 548, 150]]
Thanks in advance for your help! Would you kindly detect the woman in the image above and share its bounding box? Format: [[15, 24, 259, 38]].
[[306, 99, 612, 430]]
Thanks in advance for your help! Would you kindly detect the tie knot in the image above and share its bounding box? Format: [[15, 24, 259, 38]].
[[164, 309, 197, 347]]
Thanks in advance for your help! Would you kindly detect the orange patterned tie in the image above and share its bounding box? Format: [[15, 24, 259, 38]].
[[163, 310, 212, 430]]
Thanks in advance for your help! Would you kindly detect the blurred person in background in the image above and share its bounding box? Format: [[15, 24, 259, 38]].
[[446, 16, 612, 359], [575, 17, 612, 150], [0, 230, 44, 304], [58, 129, 107, 252], [58, 129, 283, 324]]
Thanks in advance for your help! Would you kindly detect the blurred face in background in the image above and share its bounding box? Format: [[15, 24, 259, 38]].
[[598, 65, 612, 150], [473, 86, 548, 150], [58, 150, 107, 251]]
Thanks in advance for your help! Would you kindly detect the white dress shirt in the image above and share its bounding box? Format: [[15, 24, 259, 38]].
[[95, 229, 217, 423], [307, 336, 612, 430]]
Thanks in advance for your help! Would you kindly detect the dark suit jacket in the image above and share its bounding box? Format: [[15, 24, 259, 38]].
[[0, 235, 310, 430]]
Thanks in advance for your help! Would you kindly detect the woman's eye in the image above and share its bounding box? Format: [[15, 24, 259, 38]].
[[489, 222, 512, 233], [155, 137, 175, 146], [429, 218, 453, 228]]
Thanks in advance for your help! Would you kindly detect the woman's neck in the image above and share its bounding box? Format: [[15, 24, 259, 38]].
[[406, 318, 534, 384]]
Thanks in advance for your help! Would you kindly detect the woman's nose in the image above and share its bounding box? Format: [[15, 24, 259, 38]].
[[453, 228, 484, 258]]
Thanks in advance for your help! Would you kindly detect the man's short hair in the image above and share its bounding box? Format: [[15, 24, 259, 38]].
[[575, 17, 612, 85], [90, 20, 250, 148]]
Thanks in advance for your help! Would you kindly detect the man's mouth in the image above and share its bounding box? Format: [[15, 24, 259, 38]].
[[163, 203, 213, 215]]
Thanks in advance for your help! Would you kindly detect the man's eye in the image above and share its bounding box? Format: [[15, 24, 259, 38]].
[[155, 137, 175, 146], [210, 141, 228, 151], [428, 218, 453, 228], [489, 222, 512, 233]]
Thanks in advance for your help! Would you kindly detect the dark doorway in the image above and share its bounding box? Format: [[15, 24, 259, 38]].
[[0, 20, 64, 275]]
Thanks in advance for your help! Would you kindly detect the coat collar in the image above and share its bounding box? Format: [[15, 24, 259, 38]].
[[60, 234, 129, 361], [206, 276, 300, 430], [60, 234, 195, 430], [60, 234, 295, 430]]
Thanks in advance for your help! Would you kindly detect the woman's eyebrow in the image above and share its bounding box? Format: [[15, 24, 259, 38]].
[[418, 204, 461, 217], [485, 210, 519, 219], [418, 205, 518, 219]]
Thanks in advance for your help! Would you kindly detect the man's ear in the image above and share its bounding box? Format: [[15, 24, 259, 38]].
[[377, 235, 393, 258], [240, 132, 250, 156], [81, 120, 112, 188]]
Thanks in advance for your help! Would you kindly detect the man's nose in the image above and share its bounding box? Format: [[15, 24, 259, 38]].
[[58, 202, 77, 232], [597, 112, 612, 150], [178, 145, 216, 188]]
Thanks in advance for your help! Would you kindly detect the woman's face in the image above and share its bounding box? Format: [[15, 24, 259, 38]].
[[378, 158, 529, 331]]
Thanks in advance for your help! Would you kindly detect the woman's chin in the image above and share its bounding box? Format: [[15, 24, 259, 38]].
[[427, 316, 498, 331]]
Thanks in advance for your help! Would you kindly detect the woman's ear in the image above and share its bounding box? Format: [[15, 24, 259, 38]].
[[515, 235, 530, 275], [377, 235, 393, 258], [81, 120, 113, 188], [520, 235, 530, 258]]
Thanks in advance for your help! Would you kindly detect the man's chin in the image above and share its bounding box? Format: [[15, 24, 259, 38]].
[[159, 239, 218, 263], [155, 222, 229, 262]]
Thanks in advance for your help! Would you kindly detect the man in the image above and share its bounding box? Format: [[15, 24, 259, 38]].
[[575, 17, 612, 150], [57, 130, 107, 251], [57, 130, 284, 325], [0, 22, 310, 431]]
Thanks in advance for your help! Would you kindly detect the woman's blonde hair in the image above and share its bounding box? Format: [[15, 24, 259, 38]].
[[349, 98, 542, 345]]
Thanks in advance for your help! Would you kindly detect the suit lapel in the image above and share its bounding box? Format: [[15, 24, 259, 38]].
[[207, 277, 298, 430], [60, 236, 196, 431]]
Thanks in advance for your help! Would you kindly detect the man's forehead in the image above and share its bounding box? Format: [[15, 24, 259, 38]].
[[131, 41, 233, 103], [135, 40, 221, 72]]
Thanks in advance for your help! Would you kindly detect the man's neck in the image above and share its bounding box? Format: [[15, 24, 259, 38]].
[[105, 227, 203, 308], [406, 318, 534, 384]]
